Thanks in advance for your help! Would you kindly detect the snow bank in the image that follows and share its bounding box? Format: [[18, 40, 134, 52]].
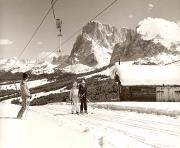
[[90, 102, 180, 117], [112, 64, 180, 85]]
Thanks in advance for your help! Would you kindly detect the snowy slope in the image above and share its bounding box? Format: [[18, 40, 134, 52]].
[[91, 39, 112, 68], [0, 57, 33, 72], [62, 64, 95, 74], [0, 103, 98, 148], [137, 17, 180, 49], [134, 52, 180, 65], [1, 102, 179, 148], [30, 61, 57, 75]]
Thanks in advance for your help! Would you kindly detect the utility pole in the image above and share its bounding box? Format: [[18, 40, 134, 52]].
[[118, 55, 121, 65]]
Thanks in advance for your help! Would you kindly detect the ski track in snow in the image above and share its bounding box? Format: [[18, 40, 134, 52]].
[[29, 104, 180, 148]]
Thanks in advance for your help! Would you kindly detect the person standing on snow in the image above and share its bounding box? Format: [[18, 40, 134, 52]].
[[70, 81, 79, 114], [17, 73, 31, 119], [114, 71, 122, 101], [79, 80, 88, 114]]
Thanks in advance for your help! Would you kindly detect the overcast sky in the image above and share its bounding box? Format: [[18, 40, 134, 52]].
[[0, 0, 180, 59]]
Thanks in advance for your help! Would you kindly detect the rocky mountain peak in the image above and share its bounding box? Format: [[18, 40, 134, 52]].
[[110, 29, 169, 64], [69, 21, 126, 67]]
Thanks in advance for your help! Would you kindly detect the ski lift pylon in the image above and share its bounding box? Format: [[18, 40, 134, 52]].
[[56, 19, 62, 36]]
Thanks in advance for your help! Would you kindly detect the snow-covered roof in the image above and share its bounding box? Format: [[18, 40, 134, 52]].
[[112, 64, 180, 86]]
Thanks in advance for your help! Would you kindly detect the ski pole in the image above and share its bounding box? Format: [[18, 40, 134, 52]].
[[86, 98, 95, 114]]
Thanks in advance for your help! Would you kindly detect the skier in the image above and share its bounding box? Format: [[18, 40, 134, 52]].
[[70, 81, 79, 114], [17, 73, 31, 119], [79, 80, 88, 114]]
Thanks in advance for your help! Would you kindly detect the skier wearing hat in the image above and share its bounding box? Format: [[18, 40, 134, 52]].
[[78, 79, 88, 114]]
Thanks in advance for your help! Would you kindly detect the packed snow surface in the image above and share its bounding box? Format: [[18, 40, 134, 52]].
[[1, 102, 180, 148]]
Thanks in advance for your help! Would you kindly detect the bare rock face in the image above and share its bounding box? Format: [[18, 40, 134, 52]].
[[52, 55, 69, 68], [69, 21, 126, 67], [110, 29, 168, 64]]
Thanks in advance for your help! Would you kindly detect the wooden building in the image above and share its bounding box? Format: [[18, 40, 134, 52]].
[[112, 64, 180, 101]]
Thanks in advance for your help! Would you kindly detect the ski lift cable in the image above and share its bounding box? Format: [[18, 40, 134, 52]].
[[1, 0, 59, 76], [16, 0, 59, 61], [39, 0, 118, 61], [51, 0, 57, 20]]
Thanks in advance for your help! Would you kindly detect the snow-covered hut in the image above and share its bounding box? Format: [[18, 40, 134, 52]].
[[112, 64, 180, 101]]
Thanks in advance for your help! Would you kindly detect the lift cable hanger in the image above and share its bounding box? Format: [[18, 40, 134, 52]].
[[51, 0, 62, 53]]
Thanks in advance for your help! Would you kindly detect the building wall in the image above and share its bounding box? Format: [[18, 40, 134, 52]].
[[156, 87, 180, 101], [121, 86, 156, 101]]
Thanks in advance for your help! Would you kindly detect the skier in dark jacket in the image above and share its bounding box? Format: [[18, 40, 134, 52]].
[[114, 71, 122, 100], [78, 80, 88, 114], [114, 71, 121, 86]]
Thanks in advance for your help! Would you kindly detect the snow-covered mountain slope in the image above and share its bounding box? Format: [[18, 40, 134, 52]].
[[110, 29, 168, 64], [0, 58, 58, 75], [0, 57, 32, 72], [111, 18, 180, 64], [137, 17, 180, 49], [134, 52, 180, 65], [30, 61, 57, 75], [62, 64, 95, 74]]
